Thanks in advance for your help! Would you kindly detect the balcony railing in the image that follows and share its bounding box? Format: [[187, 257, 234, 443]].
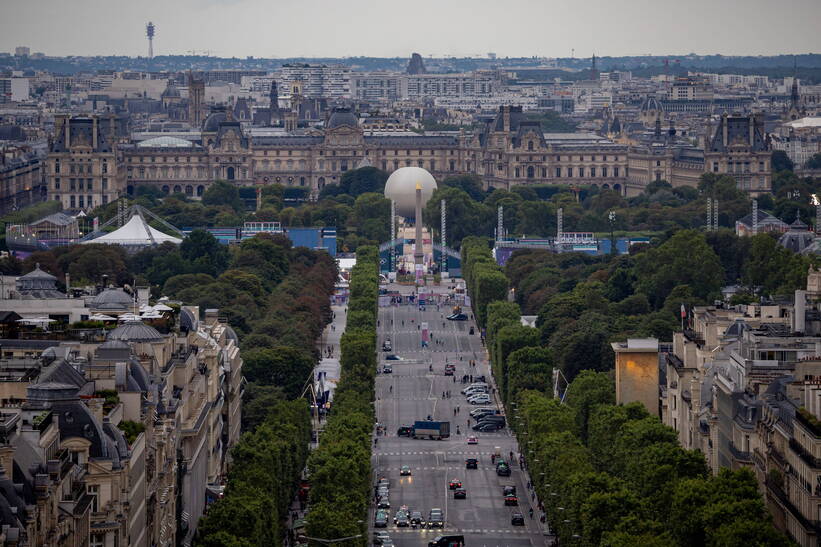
[[790, 437, 821, 469]]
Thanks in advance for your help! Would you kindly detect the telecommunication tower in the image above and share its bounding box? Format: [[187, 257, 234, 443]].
[[146, 22, 156, 59]]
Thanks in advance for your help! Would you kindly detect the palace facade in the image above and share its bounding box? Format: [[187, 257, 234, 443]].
[[45, 106, 773, 208]]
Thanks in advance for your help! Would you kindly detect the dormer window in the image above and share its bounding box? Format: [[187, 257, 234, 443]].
[[528, 141, 534, 151]]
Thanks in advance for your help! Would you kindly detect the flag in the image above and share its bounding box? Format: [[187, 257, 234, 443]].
[[680, 303, 686, 318]]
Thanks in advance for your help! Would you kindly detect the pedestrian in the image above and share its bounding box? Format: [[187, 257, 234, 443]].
[[443, 391, 446, 398], [454, 408, 457, 416], [527, 481, 531, 489], [452, 376, 455, 383], [491, 454, 496, 464], [529, 508, 534, 519], [447, 390, 451, 398], [510, 451, 514, 461], [531, 492, 536, 501], [457, 405, 460, 414], [540, 514, 546, 524]]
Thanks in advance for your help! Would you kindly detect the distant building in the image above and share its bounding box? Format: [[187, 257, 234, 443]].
[[13, 46, 30, 57], [612, 338, 660, 417]]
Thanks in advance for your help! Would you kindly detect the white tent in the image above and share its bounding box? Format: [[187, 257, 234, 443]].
[[83, 215, 182, 246]]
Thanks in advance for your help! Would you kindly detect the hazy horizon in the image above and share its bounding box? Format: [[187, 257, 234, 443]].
[[1, 0, 819, 59]]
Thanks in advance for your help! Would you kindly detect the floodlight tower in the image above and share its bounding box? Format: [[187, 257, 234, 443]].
[[146, 22, 156, 59]]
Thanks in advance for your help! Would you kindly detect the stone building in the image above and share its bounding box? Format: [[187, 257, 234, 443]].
[[46, 107, 773, 208], [47, 116, 124, 211], [0, 295, 243, 546], [0, 145, 47, 215]]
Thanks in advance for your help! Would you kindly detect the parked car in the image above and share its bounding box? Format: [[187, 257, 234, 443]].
[[467, 396, 491, 405], [473, 422, 501, 432], [453, 487, 467, 499], [465, 458, 478, 469]]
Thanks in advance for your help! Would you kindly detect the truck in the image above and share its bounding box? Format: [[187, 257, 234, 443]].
[[412, 420, 450, 440]]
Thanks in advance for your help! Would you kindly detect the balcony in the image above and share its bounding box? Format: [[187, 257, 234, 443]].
[[729, 442, 752, 463], [796, 408, 821, 438], [789, 438, 821, 469]]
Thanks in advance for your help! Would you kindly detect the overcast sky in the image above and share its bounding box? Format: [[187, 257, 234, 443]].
[[1, 0, 819, 59]]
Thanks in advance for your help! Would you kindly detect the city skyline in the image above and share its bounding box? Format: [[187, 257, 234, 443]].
[[1, 0, 820, 59]]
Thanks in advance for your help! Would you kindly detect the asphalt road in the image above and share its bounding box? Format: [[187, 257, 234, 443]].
[[369, 281, 545, 547]]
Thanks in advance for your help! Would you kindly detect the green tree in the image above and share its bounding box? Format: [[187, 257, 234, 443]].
[[242, 346, 314, 398], [771, 149, 794, 173], [202, 180, 244, 212], [634, 230, 724, 308], [564, 370, 615, 442]]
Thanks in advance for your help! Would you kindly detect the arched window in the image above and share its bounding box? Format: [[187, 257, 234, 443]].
[[173, 185, 182, 193], [196, 185, 205, 196], [185, 185, 193, 195], [227, 166, 235, 180], [162, 185, 170, 194], [318, 177, 325, 189]]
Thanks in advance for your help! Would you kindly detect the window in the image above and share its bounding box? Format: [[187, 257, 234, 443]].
[[613, 166, 619, 177], [602, 167, 608, 177], [578, 167, 584, 178], [515, 167, 520, 178], [555, 167, 561, 178], [528, 141, 534, 151], [712, 162, 719, 172], [54, 178, 61, 190], [656, 160, 661, 167], [90, 533, 105, 547], [541, 167, 547, 178], [591, 167, 596, 177], [449, 160, 455, 171], [567, 167, 573, 177], [70, 195, 75, 208], [69, 178, 76, 191], [87, 484, 99, 512], [527, 166, 535, 178]]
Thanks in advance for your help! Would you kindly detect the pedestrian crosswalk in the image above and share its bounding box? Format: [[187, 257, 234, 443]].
[[374, 450, 506, 456], [388, 527, 530, 535]]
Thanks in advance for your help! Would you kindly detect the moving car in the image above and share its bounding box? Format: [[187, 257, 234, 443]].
[[397, 425, 414, 437], [465, 458, 478, 469], [400, 465, 412, 476], [394, 510, 409, 527], [503, 485, 518, 506], [410, 511, 423, 526], [427, 508, 444, 528], [374, 510, 389, 527], [384, 354, 403, 361], [373, 531, 392, 545], [446, 313, 468, 321], [428, 535, 465, 547], [496, 462, 511, 476], [448, 478, 462, 490], [466, 435, 478, 444], [377, 496, 391, 509], [382, 364, 393, 374], [511, 512, 525, 526], [382, 340, 392, 352], [453, 487, 467, 499], [444, 364, 455, 376]]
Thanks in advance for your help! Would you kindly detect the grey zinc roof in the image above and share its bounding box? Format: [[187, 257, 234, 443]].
[[107, 320, 164, 343], [90, 289, 134, 311]]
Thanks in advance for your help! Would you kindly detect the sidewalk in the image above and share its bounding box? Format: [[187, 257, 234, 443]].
[[283, 304, 348, 545]]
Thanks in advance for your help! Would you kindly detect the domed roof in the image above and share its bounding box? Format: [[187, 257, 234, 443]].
[[91, 289, 133, 311], [107, 320, 163, 343], [327, 108, 359, 129], [384, 167, 438, 219], [202, 108, 227, 132], [137, 136, 194, 148], [161, 80, 181, 98]]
